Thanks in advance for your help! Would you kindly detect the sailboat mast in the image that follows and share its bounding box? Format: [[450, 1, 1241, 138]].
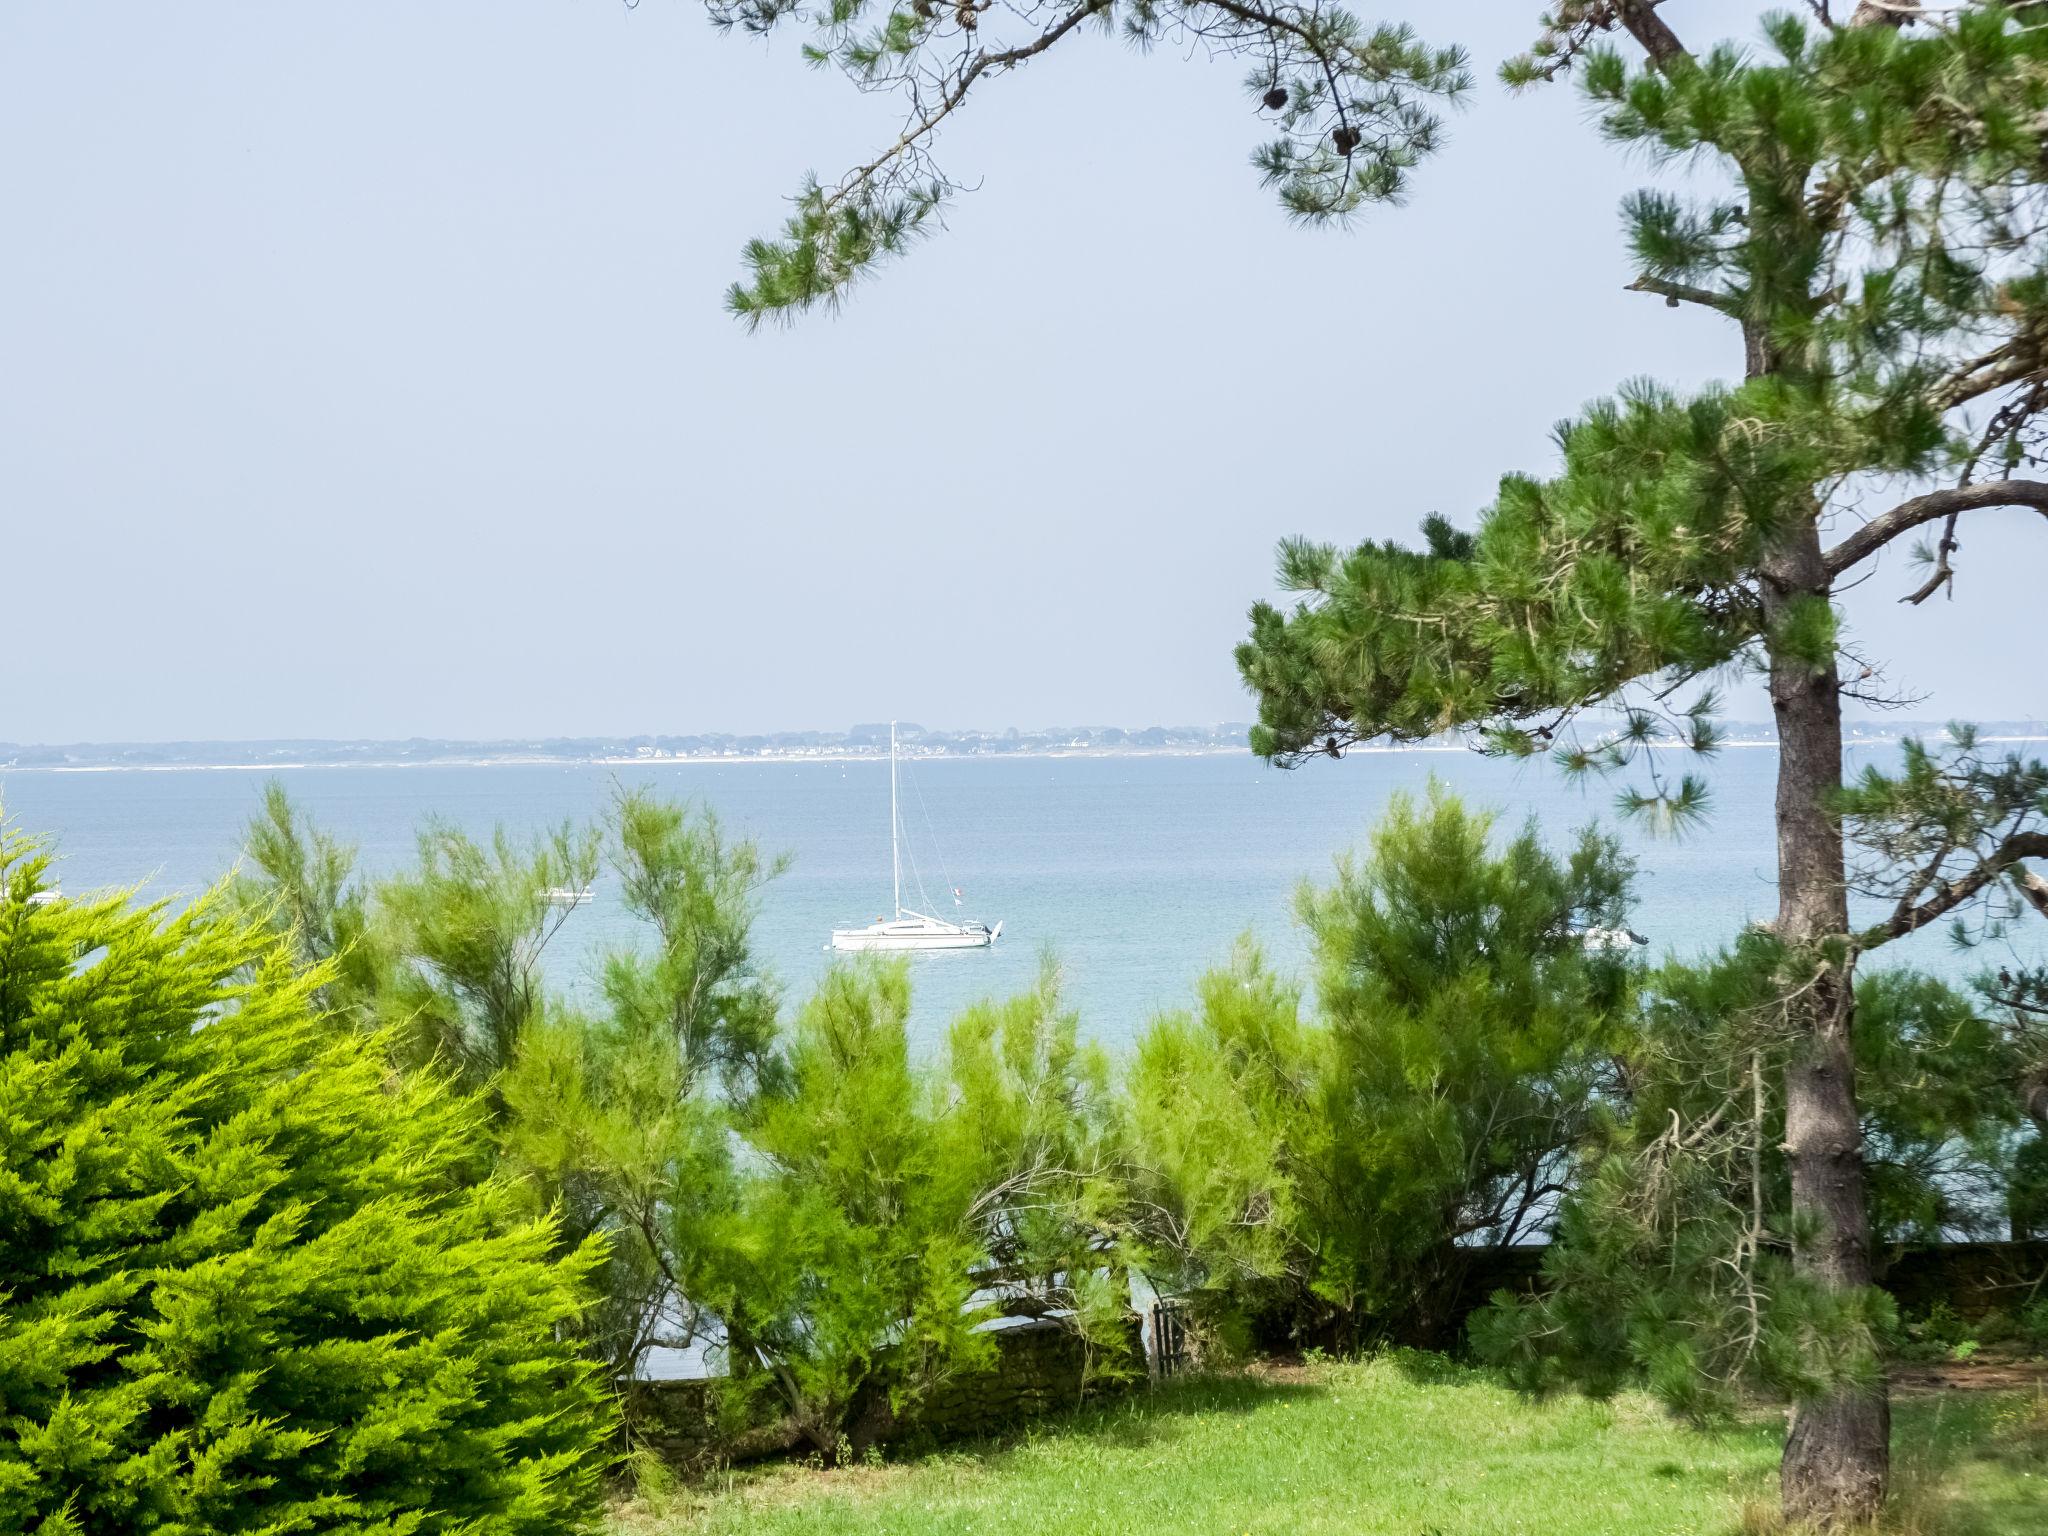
[[890, 721, 902, 917]]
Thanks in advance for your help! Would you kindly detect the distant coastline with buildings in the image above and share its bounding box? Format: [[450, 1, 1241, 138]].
[[4, 718, 2043, 773]]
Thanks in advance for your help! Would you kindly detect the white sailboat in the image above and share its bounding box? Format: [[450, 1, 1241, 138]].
[[830, 723, 1001, 953]]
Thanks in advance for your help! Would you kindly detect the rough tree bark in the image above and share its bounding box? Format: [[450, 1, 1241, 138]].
[[1761, 515, 1889, 1525]]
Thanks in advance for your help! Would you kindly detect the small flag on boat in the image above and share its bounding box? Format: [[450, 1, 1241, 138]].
[[952, 886, 964, 906]]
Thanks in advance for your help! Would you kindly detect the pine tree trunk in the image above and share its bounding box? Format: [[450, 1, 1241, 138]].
[[1762, 520, 1889, 1527]]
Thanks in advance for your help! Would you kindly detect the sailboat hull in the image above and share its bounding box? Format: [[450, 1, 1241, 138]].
[[830, 915, 997, 952]]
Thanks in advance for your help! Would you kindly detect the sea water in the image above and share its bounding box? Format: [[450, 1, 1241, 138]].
[[2, 745, 2032, 1052]]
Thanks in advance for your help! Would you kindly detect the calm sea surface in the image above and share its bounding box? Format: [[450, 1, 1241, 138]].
[[3, 747, 2029, 1052]]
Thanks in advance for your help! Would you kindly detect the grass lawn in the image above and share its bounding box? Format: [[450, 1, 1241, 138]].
[[614, 1354, 2047, 1536]]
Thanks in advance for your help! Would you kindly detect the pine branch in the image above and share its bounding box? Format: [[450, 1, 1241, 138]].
[[1898, 513, 1962, 605], [1625, 274, 1736, 314], [1932, 339, 2048, 414], [1823, 477, 2048, 579], [1869, 830, 2048, 943], [819, 0, 1113, 221], [1507, 0, 1691, 84], [1615, 0, 1690, 69]]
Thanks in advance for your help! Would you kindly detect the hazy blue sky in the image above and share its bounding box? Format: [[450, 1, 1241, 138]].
[[3, 1, 2037, 743]]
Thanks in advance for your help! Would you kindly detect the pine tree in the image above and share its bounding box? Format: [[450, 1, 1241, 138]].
[[716, 3, 2048, 1520], [1472, 939, 2024, 1423], [0, 826, 611, 1535]]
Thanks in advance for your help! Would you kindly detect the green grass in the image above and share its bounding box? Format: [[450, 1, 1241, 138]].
[[1883, 1388, 2048, 1535], [614, 1356, 2046, 1536]]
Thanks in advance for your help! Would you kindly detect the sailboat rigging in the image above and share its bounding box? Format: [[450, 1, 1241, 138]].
[[829, 723, 1002, 952]]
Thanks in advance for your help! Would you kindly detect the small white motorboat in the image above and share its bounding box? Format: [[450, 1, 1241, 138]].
[[830, 722, 1001, 953]]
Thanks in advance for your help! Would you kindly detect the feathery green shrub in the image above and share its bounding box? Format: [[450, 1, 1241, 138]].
[[1126, 787, 1637, 1351]]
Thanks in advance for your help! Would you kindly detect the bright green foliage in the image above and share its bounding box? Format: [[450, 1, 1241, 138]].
[[501, 791, 786, 1377], [708, 0, 1468, 323], [377, 819, 601, 1093], [702, 958, 1130, 1460], [722, 963, 991, 1457], [1127, 788, 1636, 1348], [1301, 788, 1635, 1273], [1123, 944, 1330, 1349], [235, 787, 600, 1095], [934, 960, 1130, 1351], [595, 790, 786, 1099], [233, 786, 1132, 1458], [0, 829, 610, 1535], [1472, 937, 2025, 1420], [235, 781, 386, 1021]]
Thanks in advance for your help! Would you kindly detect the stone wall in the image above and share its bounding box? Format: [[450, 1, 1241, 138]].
[[1879, 1240, 2048, 1318], [902, 1317, 1138, 1446]]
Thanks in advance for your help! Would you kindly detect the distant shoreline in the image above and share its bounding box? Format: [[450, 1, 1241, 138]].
[[12, 747, 1251, 774], [9, 734, 2042, 775], [15, 745, 1276, 775]]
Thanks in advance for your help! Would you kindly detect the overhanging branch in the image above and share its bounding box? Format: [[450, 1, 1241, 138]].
[[2016, 866, 2048, 921], [1823, 478, 2048, 579], [1932, 339, 2048, 414], [1626, 275, 1737, 314], [1869, 830, 2048, 945], [821, 0, 1112, 217]]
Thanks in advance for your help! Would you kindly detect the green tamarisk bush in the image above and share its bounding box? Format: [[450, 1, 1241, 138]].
[[0, 827, 611, 1535], [696, 957, 1130, 1463], [1126, 787, 1637, 1351]]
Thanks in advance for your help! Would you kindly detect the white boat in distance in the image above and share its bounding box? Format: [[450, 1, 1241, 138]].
[[830, 723, 1001, 953]]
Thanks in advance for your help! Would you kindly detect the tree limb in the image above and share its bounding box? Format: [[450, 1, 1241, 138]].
[[821, 0, 1112, 216], [1626, 274, 1736, 314], [1932, 339, 2048, 414], [1870, 830, 2048, 943], [1823, 478, 2048, 578], [1616, 1, 1690, 68], [2016, 866, 2048, 921], [1898, 512, 1962, 605]]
